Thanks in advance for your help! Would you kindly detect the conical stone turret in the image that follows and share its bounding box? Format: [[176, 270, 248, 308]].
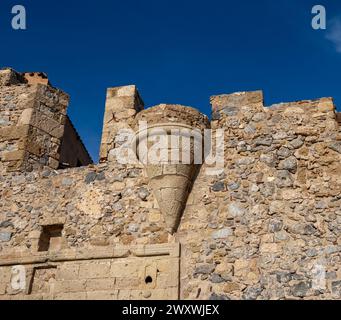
[[133, 104, 210, 233]]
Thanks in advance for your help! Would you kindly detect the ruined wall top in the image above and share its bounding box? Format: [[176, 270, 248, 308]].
[[133, 104, 210, 132], [0, 68, 91, 173]]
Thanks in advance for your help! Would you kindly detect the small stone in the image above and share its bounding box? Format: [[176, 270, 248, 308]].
[[236, 157, 254, 166], [210, 274, 225, 283], [128, 224, 139, 233], [268, 219, 283, 232], [244, 125, 256, 134], [260, 154, 277, 167], [275, 272, 293, 283], [96, 172, 106, 181], [112, 203, 123, 212], [254, 136, 273, 147], [324, 245, 339, 255], [223, 282, 240, 293], [260, 183, 276, 196], [242, 285, 263, 300], [228, 202, 245, 217], [278, 156, 297, 173], [221, 106, 238, 116], [269, 200, 285, 215], [275, 170, 293, 188], [211, 112, 221, 120], [291, 223, 317, 235], [331, 281, 341, 297], [0, 231, 12, 242], [303, 224, 318, 235], [273, 132, 288, 140], [85, 172, 97, 184], [306, 248, 318, 257], [209, 293, 230, 300], [128, 169, 141, 178], [0, 220, 14, 228], [212, 181, 225, 192], [212, 228, 233, 239], [227, 182, 240, 191], [194, 263, 216, 275], [0, 117, 10, 126], [277, 147, 291, 159], [326, 272, 337, 280], [291, 281, 311, 297], [315, 201, 327, 209], [329, 142, 341, 154], [138, 187, 150, 201], [62, 177, 73, 186], [41, 169, 51, 178], [290, 138, 304, 149], [274, 231, 289, 241]]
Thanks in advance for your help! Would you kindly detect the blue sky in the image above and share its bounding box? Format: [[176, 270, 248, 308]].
[[1, 0, 341, 161]]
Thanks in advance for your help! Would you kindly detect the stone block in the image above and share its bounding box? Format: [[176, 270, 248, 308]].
[[0, 125, 29, 142], [78, 262, 111, 279], [86, 278, 115, 291], [55, 292, 87, 300], [56, 264, 80, 281], [86, 290, 118, 300], [54, 280, 86, 294]]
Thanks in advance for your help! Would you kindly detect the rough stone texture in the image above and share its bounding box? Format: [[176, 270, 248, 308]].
[[59, 117, 92, 168], [133, 104, 209, 233], [0, 243, 179, 300], [0, 68, 91, 173], [99, 85, 144, 163], [177, 91, 341, 300], [1, 73, 341, 300]]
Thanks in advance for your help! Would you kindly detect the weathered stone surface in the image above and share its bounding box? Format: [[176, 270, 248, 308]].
[[194, 264, 216, 275], [211, 228, 233, 239], [291, 281, 312, 298], [0, 232, 12, 242], [212, 181, 225, 192], [1, 77, 341, 301], [138, 187, 150, 201], [0, 68, 91, 174]]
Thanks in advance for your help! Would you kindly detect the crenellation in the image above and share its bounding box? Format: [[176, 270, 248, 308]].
[[100, 85, 144, 163], [0, 68, 27, 87], [1, 68, 340, 300], [0, 68, 91, 173]]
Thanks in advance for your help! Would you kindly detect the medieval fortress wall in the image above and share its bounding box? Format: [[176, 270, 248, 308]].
[[0, 68, 340, 300]]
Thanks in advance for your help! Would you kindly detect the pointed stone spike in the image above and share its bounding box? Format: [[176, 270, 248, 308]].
[[158, 199, 185, 233], [148, 171, 191, 233], [133, 104, 210, 233]]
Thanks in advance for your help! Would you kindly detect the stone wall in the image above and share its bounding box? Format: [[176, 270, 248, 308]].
[[0, 243, 179, 300], [99, 85, 144, 163], [1, 71, 340, 300], [59, 116, 93, 168], [177, 91, 341, 300], [0, 68, 92, 173]]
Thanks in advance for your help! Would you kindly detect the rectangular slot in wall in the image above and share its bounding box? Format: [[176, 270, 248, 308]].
[[38, 224, 63, 252]]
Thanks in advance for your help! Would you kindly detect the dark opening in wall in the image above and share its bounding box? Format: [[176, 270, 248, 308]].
[[145, 276, 153, 284], [38, 224, 63, 252]]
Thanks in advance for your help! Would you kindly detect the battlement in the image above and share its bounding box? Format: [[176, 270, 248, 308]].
[[23, 72, 50, 86], [0, 68, 92, 173], [211, 90, 336, 117], [1, 68, 341, 301]]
